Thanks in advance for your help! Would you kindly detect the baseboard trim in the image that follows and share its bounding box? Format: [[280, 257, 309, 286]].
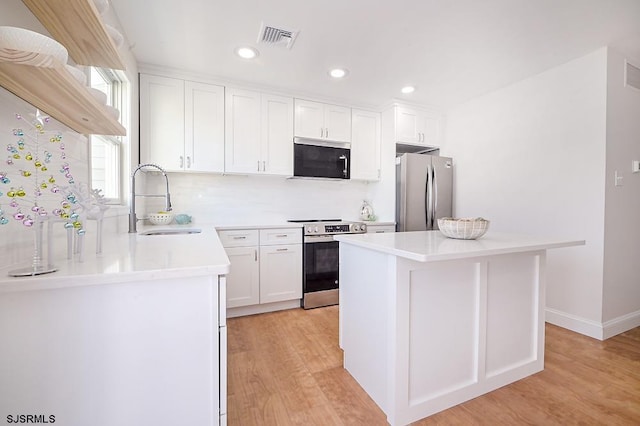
[[545, 308, 640, 340], [227, 299, 301, 318], [603, 310, 640, 339], [545, 308, 603, 340]]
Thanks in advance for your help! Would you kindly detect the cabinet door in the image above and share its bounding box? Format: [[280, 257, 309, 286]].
[[422, 114, 441, 147], [140, 74, 185, 171], [261, 94, 294, 176], [225, 246, 260, 308], [324, 104, 351, 143], [395, 106, 421, 144], [185, 81, 224, 172], [225, 88, 262, 173], [294, 99, 325, 140], [351, 109, 380, 180], [259, 244, 302, 304]]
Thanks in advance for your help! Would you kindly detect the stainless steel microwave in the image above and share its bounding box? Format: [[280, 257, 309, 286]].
[[293, 138, 351, 179]]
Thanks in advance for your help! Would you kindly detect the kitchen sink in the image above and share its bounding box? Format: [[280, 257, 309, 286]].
[[139, 228, 202, 236]]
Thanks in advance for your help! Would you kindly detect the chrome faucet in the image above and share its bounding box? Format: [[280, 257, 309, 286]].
[[129, 163, 172, 233]]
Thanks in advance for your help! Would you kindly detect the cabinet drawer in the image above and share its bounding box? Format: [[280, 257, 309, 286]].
[[218, 229, 259, 247], [366, 225, 396, 233], [259, 228, 302, 245]]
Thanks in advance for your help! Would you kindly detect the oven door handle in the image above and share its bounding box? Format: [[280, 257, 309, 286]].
[[304, 235, 336, 243]]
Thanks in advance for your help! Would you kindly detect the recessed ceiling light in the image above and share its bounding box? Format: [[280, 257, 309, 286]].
[[235, 46, 259, 59], [329, 68, 349, 79], [401, 86, 416, 94]]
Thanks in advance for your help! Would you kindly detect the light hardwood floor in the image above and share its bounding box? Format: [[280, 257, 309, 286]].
[[227, 306, 640, 425]]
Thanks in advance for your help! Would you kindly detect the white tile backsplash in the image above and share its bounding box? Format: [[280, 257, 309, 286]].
[[141, 172, 374, 225]]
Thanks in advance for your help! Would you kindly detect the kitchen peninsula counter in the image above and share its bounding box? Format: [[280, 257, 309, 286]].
[[0, 226, 230, 292], [0, 227, 230, 425], [334, 230, 584, 426]]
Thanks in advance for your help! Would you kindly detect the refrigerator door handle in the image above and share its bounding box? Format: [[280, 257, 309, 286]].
[[425, 163, 431, 229], [432, 165, 438, 228]]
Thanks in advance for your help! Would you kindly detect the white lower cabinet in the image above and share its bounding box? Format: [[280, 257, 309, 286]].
[[260, 244, 302, 303], [224, 246, 260, 308], [219, 228, 302, 315]]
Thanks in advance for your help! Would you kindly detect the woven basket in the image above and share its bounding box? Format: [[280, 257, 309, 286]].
[[437, 217, 489, 240]]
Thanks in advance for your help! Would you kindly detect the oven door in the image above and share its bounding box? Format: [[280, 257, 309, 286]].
[[303, 235, 339, 295]]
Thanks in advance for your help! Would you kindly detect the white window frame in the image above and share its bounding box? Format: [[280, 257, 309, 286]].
[[89, 67, 129, 205]]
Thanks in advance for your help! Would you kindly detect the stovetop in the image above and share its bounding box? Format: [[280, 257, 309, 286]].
[[288, 219, 367, 235]]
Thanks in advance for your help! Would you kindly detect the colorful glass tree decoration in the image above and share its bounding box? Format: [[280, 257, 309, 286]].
[[1, 110, 85, 276]]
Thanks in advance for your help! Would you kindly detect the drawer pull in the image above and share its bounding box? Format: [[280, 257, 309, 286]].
[[275, 234, 288, 238], [276, 248, 288, 252], [232, 236, 247, 240]]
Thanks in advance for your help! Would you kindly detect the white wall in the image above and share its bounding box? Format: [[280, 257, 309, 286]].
[[602, 49, 640, 330], [442, 49, 609, 336]]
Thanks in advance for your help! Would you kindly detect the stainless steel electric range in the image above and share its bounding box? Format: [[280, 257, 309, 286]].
[[288, 219, 367, 309]]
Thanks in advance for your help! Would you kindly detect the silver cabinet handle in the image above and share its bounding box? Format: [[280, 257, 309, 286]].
[[187, 156, 191, 168], [257, 161, 260, 171], [320, 128, 324, 138], [232, 236, 247, 240], [276, 248, 288, 252], [179, 156, 184, 168], [275, 234, 288, 238], [325, 128, 329, 138], [262, 161, 266, 171], [254, 249, 257, 261]]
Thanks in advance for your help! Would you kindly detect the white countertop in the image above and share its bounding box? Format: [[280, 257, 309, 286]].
[[334, 230, 585, 262], [0, 226, 230, 293]]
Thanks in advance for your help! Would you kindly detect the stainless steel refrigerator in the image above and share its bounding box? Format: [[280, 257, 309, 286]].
[[396, 153, 453, 231]]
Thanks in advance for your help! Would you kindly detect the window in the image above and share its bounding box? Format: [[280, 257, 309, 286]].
[[89, 67, 129, 203]]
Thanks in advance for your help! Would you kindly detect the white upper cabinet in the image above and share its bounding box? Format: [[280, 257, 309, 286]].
[[225, 88, 294, 175], [294, 99, 351, 143], [261, 94, 294, 176], [395, 106, 441, 147], [351, 109, 381, 181], [225, 89, 261, 173], [185, 81, 225, 172], [140, 74, 185, 171], [140, 74, 224, 172]]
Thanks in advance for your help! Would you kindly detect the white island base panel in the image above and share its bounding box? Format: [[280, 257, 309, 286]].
[[0, 274, 228, 426], [340, 244, 546, 425]]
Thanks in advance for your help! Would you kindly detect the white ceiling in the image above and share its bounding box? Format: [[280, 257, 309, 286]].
[[109, 0, 640, 110]]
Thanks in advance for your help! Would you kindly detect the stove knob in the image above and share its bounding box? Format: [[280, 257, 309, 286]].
[[314, 226, 319, 233], [306, 226, 313, 234]]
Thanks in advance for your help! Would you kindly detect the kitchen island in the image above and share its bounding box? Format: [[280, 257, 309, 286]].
[[334, 230, 584, 426], [0, 228, 230, 426]]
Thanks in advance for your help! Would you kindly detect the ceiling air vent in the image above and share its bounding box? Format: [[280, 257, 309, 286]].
[[257, 22, 299, 49], [625, 61, 640, 91]]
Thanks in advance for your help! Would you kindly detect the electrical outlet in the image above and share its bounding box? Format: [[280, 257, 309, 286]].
[[633, 160, 640, 173]]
